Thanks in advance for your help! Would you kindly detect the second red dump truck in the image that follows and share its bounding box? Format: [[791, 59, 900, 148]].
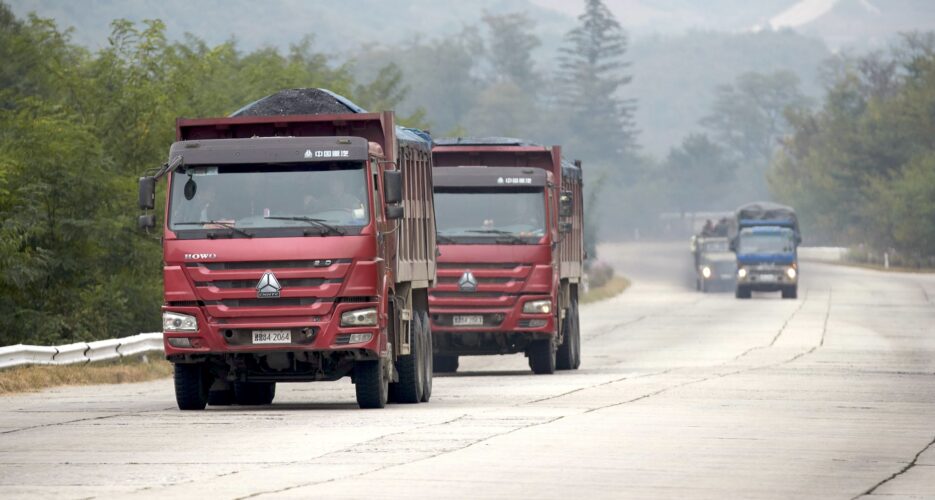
[[138, 89, 437, 409], [428, 138, 585, 374]]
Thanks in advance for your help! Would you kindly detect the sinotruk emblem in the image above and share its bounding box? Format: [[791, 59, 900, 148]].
[[256, 271, 282, 298], [458, 271, 477, 292]]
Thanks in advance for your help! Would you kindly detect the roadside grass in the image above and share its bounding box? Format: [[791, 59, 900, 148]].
[[0, 355, 172, 395], [581, 276, 631, 304]]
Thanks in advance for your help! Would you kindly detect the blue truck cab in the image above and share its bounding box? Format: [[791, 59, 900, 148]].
[[731, 203, 801, 299]]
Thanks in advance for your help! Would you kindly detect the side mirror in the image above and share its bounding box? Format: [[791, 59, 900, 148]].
[[386, 205, 404, 220], [559, 191, 573, 217], [138, 214, 156, 231], [559, 221, 572, 234], [139, 176, 156, 210], [383, 171, 402, 205]]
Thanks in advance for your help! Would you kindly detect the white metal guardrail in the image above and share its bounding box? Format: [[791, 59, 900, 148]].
[[798, 247, 848, 263], [0, 333, 163, 370]]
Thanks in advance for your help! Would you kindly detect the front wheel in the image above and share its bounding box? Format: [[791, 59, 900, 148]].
[[528, 339, 556, 374], [735, 286, 752, 299], [355, 359, 388, 409], [174, 363, 210, 411], [782, 286, 798, 299]]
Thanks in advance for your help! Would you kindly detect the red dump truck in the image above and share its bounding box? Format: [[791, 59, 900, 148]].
[[428, 138, 584, 374], [137, 89, 437, 409]]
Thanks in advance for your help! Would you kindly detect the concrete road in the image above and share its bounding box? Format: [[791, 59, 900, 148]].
[[1, 242, 934, 499]]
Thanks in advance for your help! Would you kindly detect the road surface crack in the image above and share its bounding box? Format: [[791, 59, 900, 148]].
[[852, 433, 935, 499]]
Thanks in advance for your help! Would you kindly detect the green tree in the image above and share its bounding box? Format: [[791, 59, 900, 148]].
[[556, 0, 637, 163], [481, 11, 541, 92], [663, 134, 737, 213]]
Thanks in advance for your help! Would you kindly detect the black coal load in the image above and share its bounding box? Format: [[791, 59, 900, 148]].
[[231, 88, 358, 117]]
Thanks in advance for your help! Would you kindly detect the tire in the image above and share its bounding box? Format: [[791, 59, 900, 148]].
[[700, 279, 708, 293], [234, 382, 276, 405], [571, 298, 581, 370], [433, 355, 459, 373], [782, 286, 798, 299], [527, 339, 556, 374], [735, 286, 752, 299], [695, 278, 701, 291], [207, 388, 235, 406], [389, 312, 426, 404], [355, 359, 388, 409], [174, 363, 210, 411], [420, 311, 433, 403], [557, 296, 581, 370]]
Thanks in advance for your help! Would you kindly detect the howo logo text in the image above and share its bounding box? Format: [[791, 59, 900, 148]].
[[184, 253, 217, 260]]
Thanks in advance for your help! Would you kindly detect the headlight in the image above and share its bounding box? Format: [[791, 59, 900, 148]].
[[341, 308, 377, 327], [786, 267, 797, 279], [737, 268, 748, 279], [163, 312, 198, 332], [523, 300, 551, 314], [701, 266, 712, 279]]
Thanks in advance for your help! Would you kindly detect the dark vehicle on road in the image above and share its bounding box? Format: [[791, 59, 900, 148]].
[[691, 236, 736, 292]]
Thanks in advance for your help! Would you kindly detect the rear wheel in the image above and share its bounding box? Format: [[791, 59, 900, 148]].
[[174, 363, 210, 411], [557, 296, 581, 370], [419, 311, 433, 402], [571, 297, 581, 370], [782, 286, 798, 299], [735, 286, 752, 299], [234, 382, 275, 405], [433, 355, 459, 373], [355, 359, 388, 409], [389, 310, 427, 404], [528, 339, 556, 374]]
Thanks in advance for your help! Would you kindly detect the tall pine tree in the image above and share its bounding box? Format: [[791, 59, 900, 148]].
[[556, 0, 637, 163]]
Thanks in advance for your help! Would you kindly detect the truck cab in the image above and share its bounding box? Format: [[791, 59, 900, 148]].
[[138, 89, 437, 410], [733, 224, 799, 299], [691, 236, 736, 292], [428, 138, 584, 375]]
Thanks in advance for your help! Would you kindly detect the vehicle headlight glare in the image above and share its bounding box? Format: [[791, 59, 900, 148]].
[[737, 268, 748, 279], [523, 300, 552, 314], [786, 267, 797, 279], [341, 308, 377, 327], [163, 312, 198, 332], [701, 266, 712, 279]]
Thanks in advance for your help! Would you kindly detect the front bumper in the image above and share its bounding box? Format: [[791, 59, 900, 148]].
[[429, 295, 556, 336], [161, 301, 383, 358], [737, 266, 797, 291]]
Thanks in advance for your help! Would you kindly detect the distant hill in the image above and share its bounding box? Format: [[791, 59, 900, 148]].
[[8, 0, 929, 155]]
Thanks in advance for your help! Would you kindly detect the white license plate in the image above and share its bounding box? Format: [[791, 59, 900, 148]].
[[452, 315, 484, 326], [252, 330, 292, 344], [758, 274, 777, 282]]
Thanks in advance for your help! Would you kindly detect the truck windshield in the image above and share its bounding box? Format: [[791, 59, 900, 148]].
[[703, 240, 729, 252], [434, 188, 545, 244], [738, 229, 795, 254], [168, 162, 369, 235]]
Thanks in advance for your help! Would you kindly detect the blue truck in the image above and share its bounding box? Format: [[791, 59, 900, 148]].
[[730, 202, 801, 299]]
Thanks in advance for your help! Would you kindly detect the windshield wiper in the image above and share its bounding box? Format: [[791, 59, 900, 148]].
[[465, 229, 527, 244], [264, 215, 345, 236], [437, 234, 458, 244], [174, 220, 253, 238]]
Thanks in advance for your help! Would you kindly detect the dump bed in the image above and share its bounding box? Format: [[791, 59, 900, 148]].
[[732, 201, 800, 244], [174, 89, 436, 287], [433, 137, 584, 280]]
